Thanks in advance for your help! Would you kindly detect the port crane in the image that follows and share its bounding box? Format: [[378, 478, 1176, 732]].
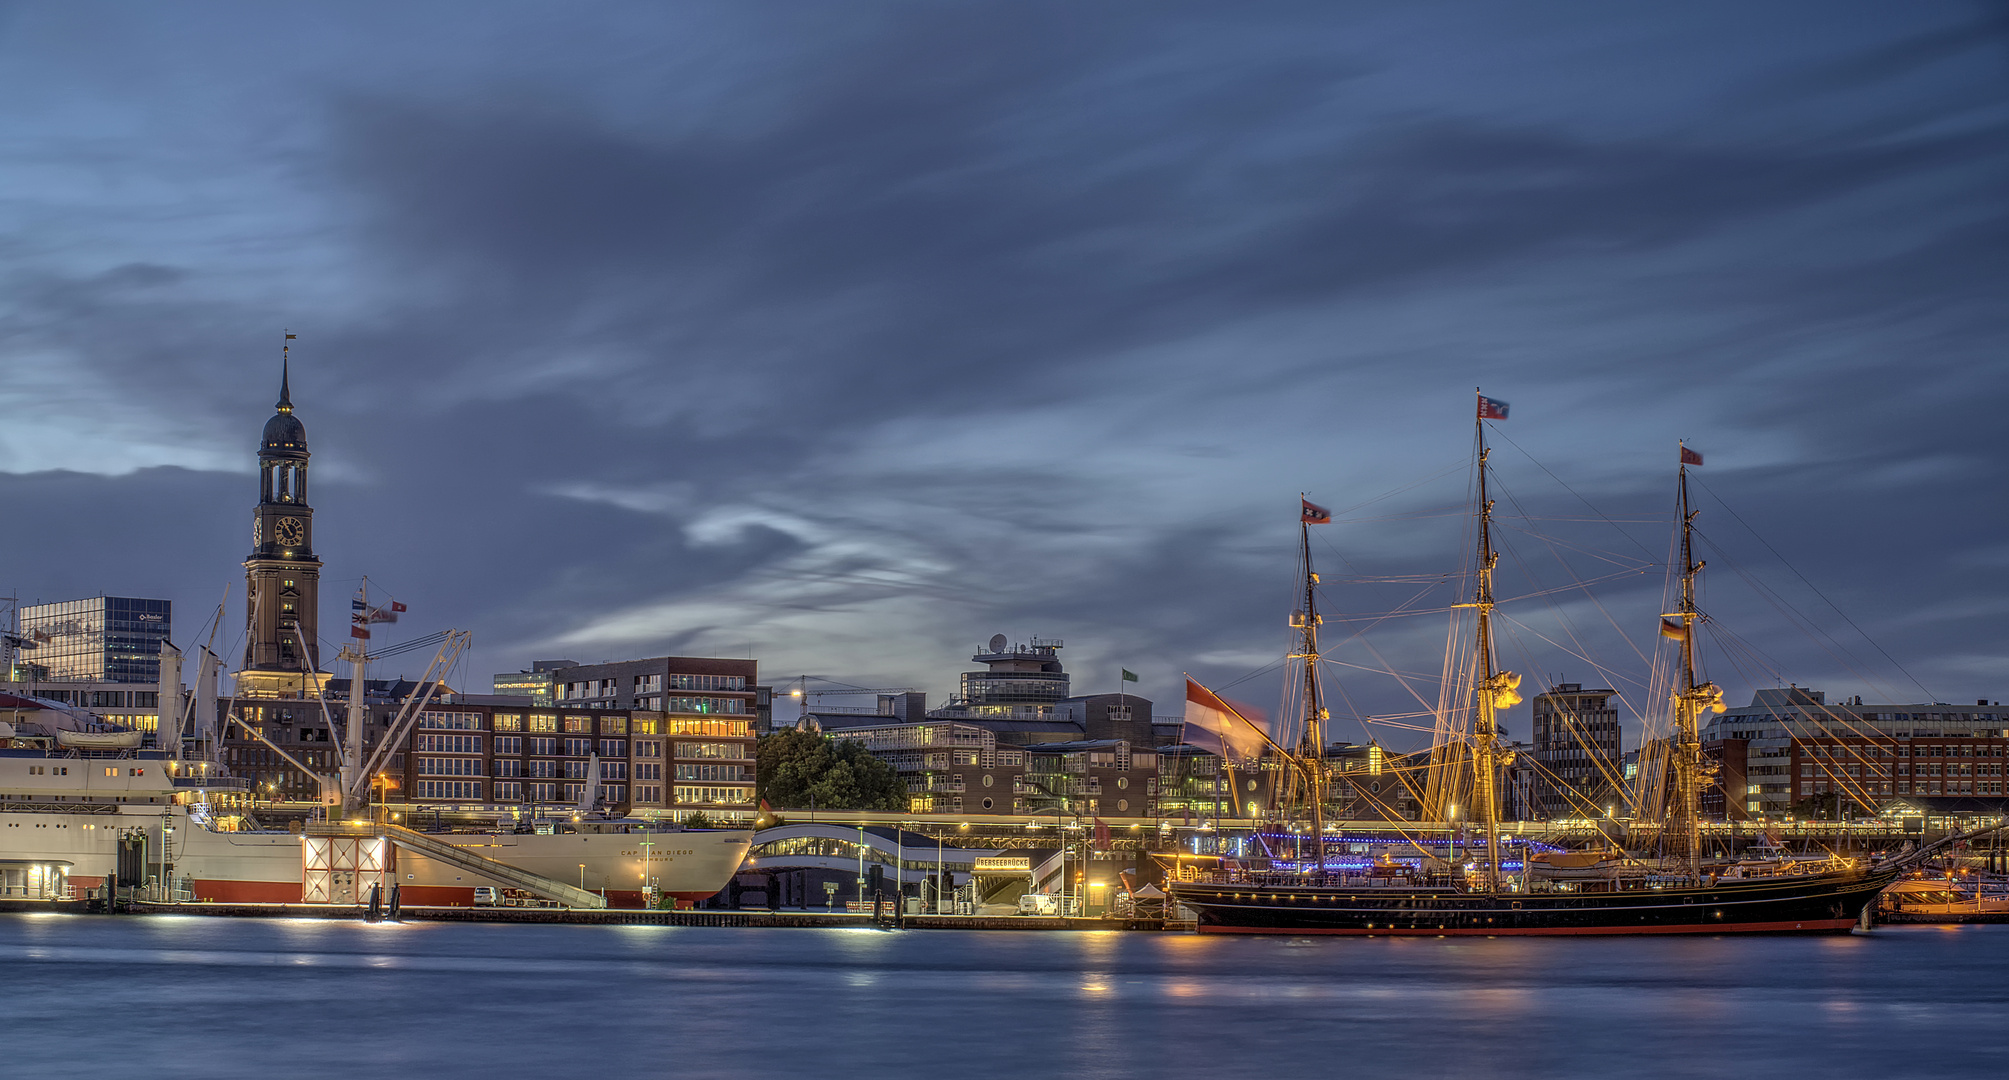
[[785, 676, 920, 721]]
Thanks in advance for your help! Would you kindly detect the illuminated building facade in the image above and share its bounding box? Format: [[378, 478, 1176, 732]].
[[220, 694, 757, 824], [490, 659, 578, 706], [1528, 683, 1623, 819], [1703, 686, 2009, 820], [17, 596, 171, 684]]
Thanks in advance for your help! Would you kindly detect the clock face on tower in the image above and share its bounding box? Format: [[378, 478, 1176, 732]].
[[274, 516, 305, 547]]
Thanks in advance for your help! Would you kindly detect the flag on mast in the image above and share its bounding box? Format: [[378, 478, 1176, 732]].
[[1121, 669, 1138, 683], [1680, 446, 1703, 466], [1182, 677, 1272, 761], [1660, 618, 1689, 641], [1478, 395, 1510, 420], [1301, 498, 1331, 525]]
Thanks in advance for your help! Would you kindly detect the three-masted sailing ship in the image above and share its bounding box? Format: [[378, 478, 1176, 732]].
[[1169, 392, 1931, 934]]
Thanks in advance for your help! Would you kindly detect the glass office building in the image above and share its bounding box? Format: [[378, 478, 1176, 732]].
[[19, 596, 172, 683]]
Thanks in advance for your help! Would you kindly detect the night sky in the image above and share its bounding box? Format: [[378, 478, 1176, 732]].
[[1, 3, 2003, 747]]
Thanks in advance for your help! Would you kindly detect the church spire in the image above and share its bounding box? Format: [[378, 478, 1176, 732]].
[[277, 332, 296, 413]]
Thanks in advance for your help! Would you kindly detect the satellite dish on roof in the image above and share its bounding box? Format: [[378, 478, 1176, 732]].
[[988, 633, 1008, 652]]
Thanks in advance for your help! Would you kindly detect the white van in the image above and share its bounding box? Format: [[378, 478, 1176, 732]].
[[1016, 892, 1060, 916], [472, 887, 500, 906]]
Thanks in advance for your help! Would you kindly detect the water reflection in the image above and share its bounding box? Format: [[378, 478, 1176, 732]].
[[0, 917, 2002, 1079]]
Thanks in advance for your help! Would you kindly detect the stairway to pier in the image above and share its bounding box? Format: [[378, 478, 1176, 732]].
[[380, 824, 608, 909]]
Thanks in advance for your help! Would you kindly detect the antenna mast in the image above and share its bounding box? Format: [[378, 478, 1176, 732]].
[[1294, 509, 1327, 872], [1667, 445, 1723, 878], [1470, 392, 1520, 892]]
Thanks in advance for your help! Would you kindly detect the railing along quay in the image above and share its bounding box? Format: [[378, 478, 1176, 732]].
[[123, 902, 1186, 930]]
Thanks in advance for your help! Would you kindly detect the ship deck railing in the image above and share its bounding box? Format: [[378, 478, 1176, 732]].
[[1188, 862, 1875, 894]]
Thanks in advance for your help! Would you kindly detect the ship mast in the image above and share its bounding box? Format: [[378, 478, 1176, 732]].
[[1667, 446, 1724, 879], [1294, 513, 1327, 872], [1469, 393, 1520, 892]]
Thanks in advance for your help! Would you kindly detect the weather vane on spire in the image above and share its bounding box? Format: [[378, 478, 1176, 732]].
[[278, 331, 297, 412]]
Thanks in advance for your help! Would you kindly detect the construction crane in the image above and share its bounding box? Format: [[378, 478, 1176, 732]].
[[785, 675, 919, 721]]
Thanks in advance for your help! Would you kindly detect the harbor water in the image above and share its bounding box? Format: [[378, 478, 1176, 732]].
[[5, 914, 2005, 1078]]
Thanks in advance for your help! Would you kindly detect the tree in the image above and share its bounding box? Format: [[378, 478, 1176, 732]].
[[757, 729, 906, 811]]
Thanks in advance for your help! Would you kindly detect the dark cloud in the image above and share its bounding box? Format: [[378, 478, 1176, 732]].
[[1, 3, 2005, 742]]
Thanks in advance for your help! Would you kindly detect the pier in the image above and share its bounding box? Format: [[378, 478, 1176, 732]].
[[128, 900, 1189, 931]]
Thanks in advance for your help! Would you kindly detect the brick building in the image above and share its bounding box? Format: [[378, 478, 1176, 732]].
[[1703, 687, 2009, 821]]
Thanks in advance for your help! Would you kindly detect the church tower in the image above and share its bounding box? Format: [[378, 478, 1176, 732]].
[[238, 348, 325, 692]]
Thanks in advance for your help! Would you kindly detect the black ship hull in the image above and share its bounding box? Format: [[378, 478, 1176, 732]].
[[1171, 865, 1904, 936]]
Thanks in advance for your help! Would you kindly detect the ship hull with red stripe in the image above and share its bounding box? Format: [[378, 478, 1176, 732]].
[[1171, 864, 1904, 935]]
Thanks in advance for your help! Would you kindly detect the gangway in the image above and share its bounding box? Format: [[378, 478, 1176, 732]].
[[381, 824, 607, 909]]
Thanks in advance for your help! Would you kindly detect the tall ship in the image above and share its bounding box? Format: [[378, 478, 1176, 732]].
[[0, 344, 748, 910], [1170, 392, 1950, 934]]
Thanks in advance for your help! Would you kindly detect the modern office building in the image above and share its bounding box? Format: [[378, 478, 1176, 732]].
[[17, 596, 172, 684], [490, 660, 579, 705], [1702, 686, 2009, 820], [1527, 683, 1623, 819]]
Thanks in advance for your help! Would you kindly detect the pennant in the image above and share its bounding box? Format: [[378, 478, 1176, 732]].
[[1478, 395, 1510, 420], [1121, 669, 1138, 683], [1182, 677, 1272, 761], [352, 598, 368, 612], [1660, 618, 1689, 640], [350, 626, 371, 640], [1301, 498, 1332, 525], [1680, 446, 1704, 466]]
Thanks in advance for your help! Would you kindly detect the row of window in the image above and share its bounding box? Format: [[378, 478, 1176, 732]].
[[675, 763, 748, 782], [1800, 763, 2005, 777], [415, 780, 640, 804], [416, 757, 484, 777], [1802, 744, 2005, 758], [429, 711, 645, 735], [674, 786, 755, 805], [1799, 780, 2008, 797], [402, 738, 716, 763]]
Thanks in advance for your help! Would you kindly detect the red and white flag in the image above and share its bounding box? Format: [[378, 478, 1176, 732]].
[[1680, 446, 1703, 466], [1182, 678, 1272, 761], [1477, 395, 1510, 420], [1301, 498, 1331, 525], [367, 600, 407, 624]]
